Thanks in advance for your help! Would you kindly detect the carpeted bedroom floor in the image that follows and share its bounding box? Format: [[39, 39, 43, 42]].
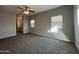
[[0, 33, 78, 54]]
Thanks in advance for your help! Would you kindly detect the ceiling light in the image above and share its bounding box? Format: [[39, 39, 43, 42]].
[[18, 6, 35, 15], [24, 11, 30, 14]]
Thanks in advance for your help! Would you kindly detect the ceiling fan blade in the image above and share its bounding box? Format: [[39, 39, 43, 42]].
[[29, 10, 35, 12], [18, 6, 35, 14], [18, 7, 24, 10], [20, 11, 24, 12], [25, 6, 31, 9]]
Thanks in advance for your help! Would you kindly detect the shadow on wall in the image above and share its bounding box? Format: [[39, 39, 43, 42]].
[[48, 15, 70, 42]]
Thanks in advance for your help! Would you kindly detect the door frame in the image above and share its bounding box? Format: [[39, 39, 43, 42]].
[[16, 14, 24, 35]]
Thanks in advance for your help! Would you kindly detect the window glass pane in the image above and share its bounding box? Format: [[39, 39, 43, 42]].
[[31, 20, 34, 24], [77, 8, 79, 27], [30, 19, 35, 28], [51, 15, 63, 33]]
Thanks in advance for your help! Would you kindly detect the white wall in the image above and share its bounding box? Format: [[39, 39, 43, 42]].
[[74, 5, 79, 50], [23, 15, 29, 33], [0, 11, 16, 39], [29, 6, 74, 42]]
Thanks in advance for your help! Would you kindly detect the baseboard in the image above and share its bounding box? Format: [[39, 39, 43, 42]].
[[0, 34, 16, 40], [75, 42, 79, 51], [30, 32, 73, 43]]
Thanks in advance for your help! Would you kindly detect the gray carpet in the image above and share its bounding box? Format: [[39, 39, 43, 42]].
[[0, 33, 78, 54]]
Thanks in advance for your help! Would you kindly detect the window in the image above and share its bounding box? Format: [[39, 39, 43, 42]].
[[77, 8, 79, 27], [48, 15, 63, 33], [30, 19, 35, 28]]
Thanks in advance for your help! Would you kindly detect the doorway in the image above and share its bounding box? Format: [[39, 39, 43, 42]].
[[16, 14, 23, 35]]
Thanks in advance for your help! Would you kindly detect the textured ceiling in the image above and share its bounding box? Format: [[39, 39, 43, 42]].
[[0, 5, 62, 16]]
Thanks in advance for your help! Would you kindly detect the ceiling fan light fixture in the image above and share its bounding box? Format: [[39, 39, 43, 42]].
[[18, 6, 35, 15], [24, 11, 29, 14]]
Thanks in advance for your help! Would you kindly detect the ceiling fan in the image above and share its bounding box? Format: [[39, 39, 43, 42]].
[[18, 6, 35, 14]]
